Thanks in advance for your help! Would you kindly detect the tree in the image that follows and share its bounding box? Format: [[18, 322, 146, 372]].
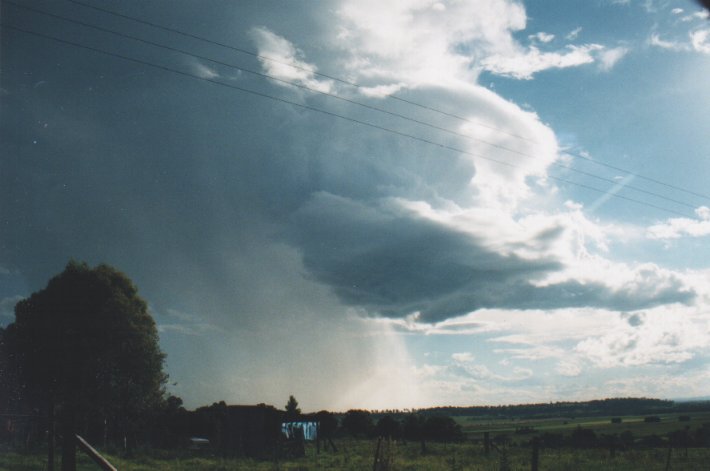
[[422, 415, 463, 442], [4, 261, 167, 470], [375, 415, 401, 439], [285, 395, 301, 420], [342, 409, 373, 437], [314, 410, 338, 438]]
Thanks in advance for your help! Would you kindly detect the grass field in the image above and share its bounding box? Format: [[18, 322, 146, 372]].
[[2, 411, 710, 470], [456, 410, 710, 440], [3, 439, 710, 470]]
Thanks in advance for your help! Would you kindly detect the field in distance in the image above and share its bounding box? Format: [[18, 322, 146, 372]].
[[456, 410, 710, 440]]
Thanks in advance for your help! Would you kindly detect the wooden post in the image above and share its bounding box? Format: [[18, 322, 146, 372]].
[[61, 407, 76, 471], [531, 437, 539, 471], [664, 444, 672, 471], [47, 400, 55, 471], [76, 435, 117, 471], [373, 437, 382, 471], [328, 437, 338, 452], [484, 431, 490, 455]]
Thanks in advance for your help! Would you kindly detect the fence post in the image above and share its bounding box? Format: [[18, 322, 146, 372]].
[[664, 444, 672, 471], [531, 437, 539, 471], [47, 400, 55, 471], [75, 435, 117, 471], [373, 437, 382, 471], [484, 432, 490, 455]]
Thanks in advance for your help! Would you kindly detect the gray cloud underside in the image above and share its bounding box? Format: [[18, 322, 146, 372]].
[[289, 193, 695, 322]]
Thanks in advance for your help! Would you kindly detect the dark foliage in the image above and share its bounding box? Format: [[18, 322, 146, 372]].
[[285, 395, 301, 420], [375, 415, 401, 439], [314, 410, 338, 438], [148, 395, 190, 449], [402, 414, 426, 442], [190, 402, 284, 458], [3, 261, 168, 466], [342, 409, 374, 437], [422, 415, 463, 442]]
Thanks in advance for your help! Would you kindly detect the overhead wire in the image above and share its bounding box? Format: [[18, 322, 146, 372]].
[[62, 0, 533, 143], [0, 22, 697, 219], [6, 1, 704, 212], [60, 0, 710, 203]]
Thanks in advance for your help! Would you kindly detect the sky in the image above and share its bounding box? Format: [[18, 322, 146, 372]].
[[1, 0, 710, 412]]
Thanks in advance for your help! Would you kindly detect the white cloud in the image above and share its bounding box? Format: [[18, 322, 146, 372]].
[[335, 0, 526, 86], [681, 11, 710, 22], [672, 8, 684, 15], [555, 360, 582, 377], [494, 344, 566, 360], [647, 206, 710, 239], [452, 352, 475, 362], [249, 27, 333, 93], [691, 29, 710, 54], [575, 308, 710, 368], [597, 46, 630, 71], [189, 59, 220, 79], [566, 27, 583, 41], [650, 28, 710, 54], [529, 32, 555, 43], [481, 44, 603, 79], [649, 33, 690, 51]]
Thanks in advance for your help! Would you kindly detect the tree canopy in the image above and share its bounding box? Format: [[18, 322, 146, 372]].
[[285, 395, 301, 420], [3, 261, 167, 467]]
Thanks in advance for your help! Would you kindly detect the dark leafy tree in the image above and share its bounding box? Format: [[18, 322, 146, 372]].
[[149, 395, 190, 449], [342, 409, 373, 437], [402, 414, 427, 454], [314, 410, 338, 438], [375, 415, 401, 439], [285, 395, 301, 420], [422, 415, 463, 442], [4, 261, 167, 470], [0, 327, 24, 415]]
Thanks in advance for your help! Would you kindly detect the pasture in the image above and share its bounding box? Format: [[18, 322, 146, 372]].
[[2, 441, 710, 470], [456, 410, 710, 439]]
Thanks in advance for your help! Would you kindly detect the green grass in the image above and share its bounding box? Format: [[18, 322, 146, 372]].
[[456, 410, 710, 440], [3, 440, 710, 470]]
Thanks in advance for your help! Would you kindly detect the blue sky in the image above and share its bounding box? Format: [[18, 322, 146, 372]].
[[2, 0, 710, 411]]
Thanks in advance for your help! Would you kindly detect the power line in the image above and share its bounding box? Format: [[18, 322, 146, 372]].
[[7, 1, 703, 212], [62, 0, 532, 142], [1, 23, 696, 219], [61, 0, 710, 203]]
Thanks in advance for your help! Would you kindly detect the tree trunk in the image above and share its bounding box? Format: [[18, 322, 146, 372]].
[[61, 407, 76, 471]]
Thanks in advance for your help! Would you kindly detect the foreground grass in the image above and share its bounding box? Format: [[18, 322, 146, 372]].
[[3, 440, 710, 471]]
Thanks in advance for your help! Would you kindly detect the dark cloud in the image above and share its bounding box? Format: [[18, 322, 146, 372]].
[[287, 193, 695, 322]]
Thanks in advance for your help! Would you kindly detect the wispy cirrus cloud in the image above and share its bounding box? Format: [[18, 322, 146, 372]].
[[481, 44, 603, 79]]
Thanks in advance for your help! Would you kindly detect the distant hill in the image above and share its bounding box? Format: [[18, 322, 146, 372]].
[[406, 397, 710, 419]]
